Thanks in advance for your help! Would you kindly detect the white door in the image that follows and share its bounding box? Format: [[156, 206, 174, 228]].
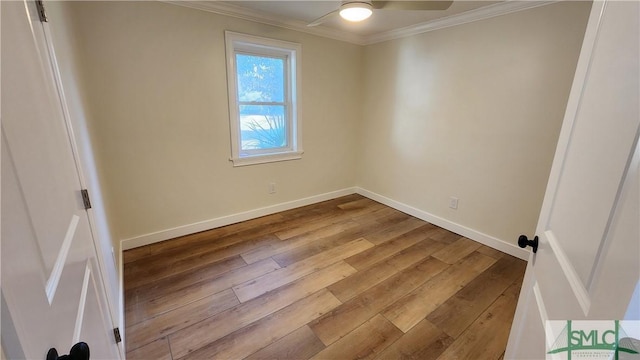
[[1, 1, 122, 359], [505, 1, 639, 359]]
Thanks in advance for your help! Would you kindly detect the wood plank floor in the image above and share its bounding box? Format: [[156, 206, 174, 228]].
[[124, 194, 526, 359]]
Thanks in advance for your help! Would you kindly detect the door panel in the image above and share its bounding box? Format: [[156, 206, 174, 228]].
[[546, 0, 639, 288], [506, 1, 639, 358], [1, 135, 89, 356], [1, 2, 83, 280], [589, 138, 639, 319], [1, 1, 120, 358], [536, 0, 639, 315]]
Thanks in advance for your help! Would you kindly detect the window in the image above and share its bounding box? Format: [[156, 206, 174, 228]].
[[225, 31, 302, 166]]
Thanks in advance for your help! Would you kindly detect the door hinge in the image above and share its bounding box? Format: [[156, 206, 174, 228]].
[[35, 0, 48, 22], [113, 327, 122, 343], [81, 189, 92, 210]]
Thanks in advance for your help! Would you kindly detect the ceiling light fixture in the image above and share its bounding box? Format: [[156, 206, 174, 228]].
[[339, 2, 373, 22]]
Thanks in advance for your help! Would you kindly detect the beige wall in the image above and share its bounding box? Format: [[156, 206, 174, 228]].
[[53, 1, 591, 251], [358, 1, 591, 244], [61, 1, 363, 241]]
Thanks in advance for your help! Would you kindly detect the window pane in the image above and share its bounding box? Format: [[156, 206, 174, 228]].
[[236, 54, 285, 103], [239, 105, 287, 151]]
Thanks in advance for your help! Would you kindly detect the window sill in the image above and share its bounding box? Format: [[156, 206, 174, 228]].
[[230, 151, 303, 167]]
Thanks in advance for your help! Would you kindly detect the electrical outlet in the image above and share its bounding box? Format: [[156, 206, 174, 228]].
[[268, 182, 276, 194], [449, 197, 459, 210]]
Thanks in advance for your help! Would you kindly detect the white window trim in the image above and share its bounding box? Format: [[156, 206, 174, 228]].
[[225, 31, 303, 167]]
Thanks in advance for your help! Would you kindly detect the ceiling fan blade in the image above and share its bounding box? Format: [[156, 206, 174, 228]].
[[307, 10, 338, 27], [371, 1, 453, 11]]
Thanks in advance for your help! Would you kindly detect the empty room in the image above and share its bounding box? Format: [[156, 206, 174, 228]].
[[2, 0, 638, 359]]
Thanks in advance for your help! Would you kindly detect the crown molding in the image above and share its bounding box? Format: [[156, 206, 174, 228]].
[[364, 1, 557, 45], [162, 0, 557, 46], [163, 1, 368, 45]]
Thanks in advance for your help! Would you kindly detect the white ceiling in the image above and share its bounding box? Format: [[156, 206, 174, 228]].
[[221, 1, 501, 36], [167, 1, 553, 44]]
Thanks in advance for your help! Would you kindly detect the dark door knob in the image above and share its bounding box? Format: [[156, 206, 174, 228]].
[[518, 235, 538, 253], [46, 342, 90, 360]]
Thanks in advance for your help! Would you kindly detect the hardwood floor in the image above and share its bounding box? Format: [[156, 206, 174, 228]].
[[124, 194, 526, 359]]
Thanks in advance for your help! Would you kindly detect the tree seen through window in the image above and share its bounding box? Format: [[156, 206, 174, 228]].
[[236, 54, 287, 151]]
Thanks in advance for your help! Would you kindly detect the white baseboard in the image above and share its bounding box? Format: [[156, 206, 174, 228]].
[[355, 187, 530, 261], [120, 185, 528, 261], [120, 187, 358, 250]]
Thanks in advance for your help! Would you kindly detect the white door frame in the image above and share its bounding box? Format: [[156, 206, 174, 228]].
[[36, 4, 125, 357]]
